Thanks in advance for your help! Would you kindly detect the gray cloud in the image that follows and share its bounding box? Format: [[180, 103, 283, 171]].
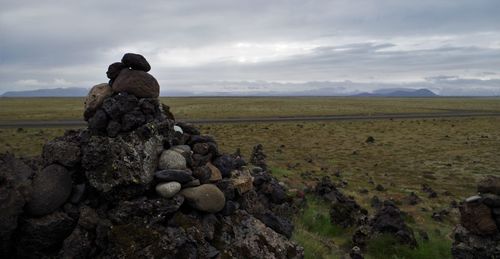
[[1, 0, 500, 95]]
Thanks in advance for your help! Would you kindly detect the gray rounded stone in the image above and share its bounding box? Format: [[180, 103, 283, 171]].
[[179, 184, 225, 213], [170, 145, 191, 155], [26, 164, 72, 216], [158, 150, 187, 170], [156, 182, 181, 198]]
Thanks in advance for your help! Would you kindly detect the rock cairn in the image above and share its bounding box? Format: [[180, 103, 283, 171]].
[[0, 53, 303, 258], [313, 177, 417, 259], [451, 176, 500, 258]]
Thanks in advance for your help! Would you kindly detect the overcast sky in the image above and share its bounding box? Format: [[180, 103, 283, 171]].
[[1, 0, 500, 95]]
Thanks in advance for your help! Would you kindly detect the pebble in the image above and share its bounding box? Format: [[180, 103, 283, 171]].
[[156, 182, 182, 198]]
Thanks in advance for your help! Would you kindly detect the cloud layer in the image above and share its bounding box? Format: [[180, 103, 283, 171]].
[[1, 0, 500, 95]]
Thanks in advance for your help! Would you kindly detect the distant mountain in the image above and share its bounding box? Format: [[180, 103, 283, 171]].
[[353, 88, 438, 97], [1, 87, 89, 97]]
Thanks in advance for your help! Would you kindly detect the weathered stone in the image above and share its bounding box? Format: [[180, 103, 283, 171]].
[[70, 183, 86, 204], [42, 138, 80, 167], [215, 210, 303, 258], [82, 122, 168, 193], [231, 168, 254, 194], [26, 164, 72, 216], [106, 120, 121, 137], [371, 201, 417, 247], [156, 182, 182, 198], [111, 69, 159, 98], [207, 162, 222, 182], [155, 169, 193, 184], [180, 184, 225, 213], [84, 83, 113, 120], [193, 165, 212, 184], [87, 109, 108, 133], [478, 176, 500, 195], [255, 212, 293, 238], [170, 145, 191, 155], [121, 110, 145, 132], [16, 211, 76, 257], [482, 193, 500, 207], [106, 62, 127, 80], [213, 154, 235, 177], [121, 53, 151, 72], [459, 202, 498, 235], [60, 227, 93, 259], [108, 196, 184, 225], [101, 92, 138, 120], [0, 154, 34, 254], [183, 179, 201, 188], [158, 150, 187, 170]]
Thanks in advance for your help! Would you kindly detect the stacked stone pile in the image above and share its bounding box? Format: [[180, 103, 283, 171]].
[[313, 177, 417, 259], [0, 53, 303, 258], [451, 176, 500, 258]]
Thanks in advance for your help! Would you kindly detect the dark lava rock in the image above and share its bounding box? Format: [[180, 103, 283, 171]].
[[42, 136, 81, 167], [112, 69, 159, 98], [108, 196, 184, 225], [106, 120, 121, 137], [214, 210, 303, 258], [155, 169, 194, 184], [482, 193, 500, 207], [255, 212, 294, 238], [60, 227, 93, 259], [121, 53, 151, 72], [102, 92, 139, 120], [193, 165, 212, 184], [213, 154, 235, 177], [366, 136, 375, 143], [176, 121, 200, 135], [250, 144, 267, 171], [406, 192, 421, 205], [459, 201, 498, 235], [25, 164, 72, 216], [330, 198, 367, 228], [375, 184, 385, 191], [88, 109, 108, 133], [121, 109, 146, 132], [0, 154, 34, 255], [452, 225, 500, 259], [478, 176, 500, 195], [82, 123, 169, 193], [371, 201, 417, 247], [106, 62, 127, 80], [16, 211, 76, 258]]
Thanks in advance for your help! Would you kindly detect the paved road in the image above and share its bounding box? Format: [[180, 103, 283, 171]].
[[1, 112, 499, 128]]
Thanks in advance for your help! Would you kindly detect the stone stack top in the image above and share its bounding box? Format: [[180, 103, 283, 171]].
[[451, 176, 500, 258]]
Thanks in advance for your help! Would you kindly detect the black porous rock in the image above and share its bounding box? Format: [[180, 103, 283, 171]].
[[121, 53, 151, 72], [111, 69, 159, 98], [370, 201, 417, 248], [106, 62, 127, 80], [82, 123, 170, 193], [42, 131, 81, 167], [0, 154, 34, 256], [87, 109, 108, 133], [155, 169, 194, 184], [25, 164, 72, 216], [16, 211, 76, 258]]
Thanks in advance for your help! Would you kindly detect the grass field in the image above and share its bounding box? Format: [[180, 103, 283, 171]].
[[1, 97, 500, 258], [1, 97, 500, 121]]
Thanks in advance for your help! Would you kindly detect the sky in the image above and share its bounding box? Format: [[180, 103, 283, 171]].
[[1, 0, 500, 96]]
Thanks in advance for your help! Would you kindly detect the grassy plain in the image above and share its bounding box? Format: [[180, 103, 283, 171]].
[[1, 97, 500, 258], [1, 96, 500, 121]]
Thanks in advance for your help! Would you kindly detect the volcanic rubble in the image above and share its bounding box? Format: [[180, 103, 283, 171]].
[[451, 176, 500, 258], [0, 53, 304, 259]]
